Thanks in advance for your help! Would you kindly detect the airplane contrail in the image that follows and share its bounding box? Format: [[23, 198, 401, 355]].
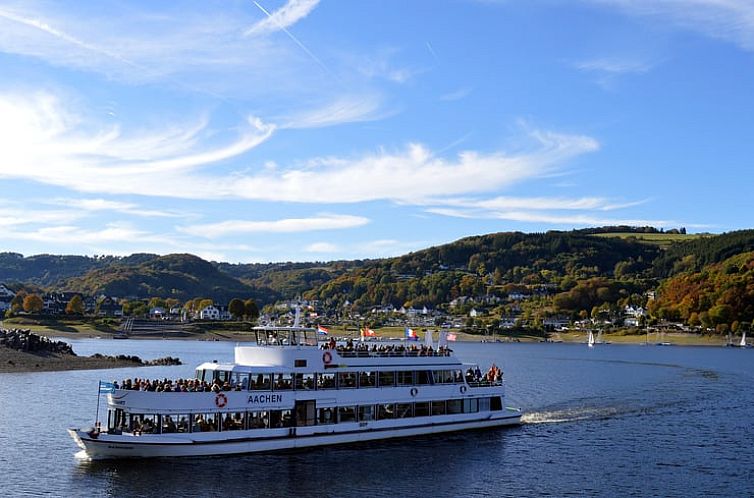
[[251, 1, 338, 81]]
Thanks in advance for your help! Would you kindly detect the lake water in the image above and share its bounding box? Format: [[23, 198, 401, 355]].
[[1, 339, 752, 497]]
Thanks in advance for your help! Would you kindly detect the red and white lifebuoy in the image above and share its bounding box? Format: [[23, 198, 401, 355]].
[[323, 351, 333, 365], [215, 392, 228, 408], [410, 387, 418, 397], [460, 385, 468, 394]]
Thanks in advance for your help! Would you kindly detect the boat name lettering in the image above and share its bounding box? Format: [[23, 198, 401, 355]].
[[247, 394, 283, 404]]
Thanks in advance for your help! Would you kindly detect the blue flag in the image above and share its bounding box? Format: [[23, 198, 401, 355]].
[[99, 381, 115, 394]]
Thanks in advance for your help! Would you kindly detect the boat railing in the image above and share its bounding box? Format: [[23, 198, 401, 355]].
[[466, 379, 503, 388], [335, 349, 452, 359]]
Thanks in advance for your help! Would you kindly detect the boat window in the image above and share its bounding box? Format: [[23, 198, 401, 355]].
[[447, 399, 463, 414], [491, 396, 503, 411], [377, 404, 395, 420], [195, 369, 204, 381], [192, 413, 219, 432], [431, 400, 447, 416], [318, 407, 335, 425], [177, 415, 190, 433], [414, 402, 430, 417], [274, 373, 293, 390], [416, 371, 433, 385], [161, 414, 178, 433], [129, 413, 159, 434], [295, 373, 315, 390], [434, 370, 454, 384], [395, 403, 413, 418], [247, 410, 269, 429], [338, 372, 357, 389], [221, 412, 246, 431], [215, 370, 230, 384], [479, 397, 491, 412], [108, 408, 126, 433], [397, 371, 415, 386], [338, 406, 358, 423], [359, 371, 376, 388], [454, 370, 464, 383], [318, 372, 336, 389], [358, 405, 374, 421], [231, 372, 249, 391], [250, 373, 271, 391], [378, 371, 395, 387], [463, 399, 479, 413], [269, 410, 292, 428]]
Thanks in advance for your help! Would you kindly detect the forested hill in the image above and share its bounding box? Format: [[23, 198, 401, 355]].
[[61, 254, 277, 303], [1, 228, 754, 308]]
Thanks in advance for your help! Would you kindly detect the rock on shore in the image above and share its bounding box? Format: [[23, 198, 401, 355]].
[[0, 328, 181, 373]]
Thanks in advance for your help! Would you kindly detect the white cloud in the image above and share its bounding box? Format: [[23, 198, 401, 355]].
[[244, 0, 320, 37], [437, 195, 647, 211], [426, 206, 692, 229], [305, 242, 339, 253], [281, 94, 388, 129], [52, 198, 184, 218], [179, 214, 370, 239], [0, 89, 600, 204], [574, 58, 652, 75], [439, 87, 473, 101], [590, 0, 754, 52]]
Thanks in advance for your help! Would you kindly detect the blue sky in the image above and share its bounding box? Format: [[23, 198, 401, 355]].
[[0, 0, 752, 263]]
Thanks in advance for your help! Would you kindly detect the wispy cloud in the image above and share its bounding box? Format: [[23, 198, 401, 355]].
[[51, 198, 185, 218], [305, 242, 339, 253], [426, 207, 691, 228], [574, 58, 653, 75], [281, 94, 388, 129], [0, 90, 599, 204], [589, 0, 754, 52], [179, 214, 370, 239], [245, 0, 320, 37], [439, 87, 473, 102]]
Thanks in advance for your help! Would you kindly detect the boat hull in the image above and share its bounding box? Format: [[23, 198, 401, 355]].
[[70, 410, 522, 459]]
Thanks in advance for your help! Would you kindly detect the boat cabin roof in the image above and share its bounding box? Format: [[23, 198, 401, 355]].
[[251, 326, 318, 347]]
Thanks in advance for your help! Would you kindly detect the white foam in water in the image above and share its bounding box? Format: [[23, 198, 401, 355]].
[[522, 406, 621, 424]]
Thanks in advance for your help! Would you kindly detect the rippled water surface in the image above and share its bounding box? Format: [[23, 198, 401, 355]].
[[1, 339, 753, 497]]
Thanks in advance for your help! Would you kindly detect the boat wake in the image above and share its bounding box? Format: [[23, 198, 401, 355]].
[[522, 405, 624, 424]]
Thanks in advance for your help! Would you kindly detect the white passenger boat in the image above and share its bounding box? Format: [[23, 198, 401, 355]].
[[68, 327, 521, 459]]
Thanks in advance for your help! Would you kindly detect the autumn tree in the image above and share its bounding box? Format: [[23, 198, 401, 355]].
[[228, 298, 245, 320], [66, 295, 85, 315], [244, 299, 260, 321], [23, 294, 44, 314]]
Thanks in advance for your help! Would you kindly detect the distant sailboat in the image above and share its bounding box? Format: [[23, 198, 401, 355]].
[[587, 330, 595, 348], [734, 330, 749, 348]]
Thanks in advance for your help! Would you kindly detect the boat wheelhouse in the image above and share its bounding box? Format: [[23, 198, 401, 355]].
[[69, 327, 521, 459]]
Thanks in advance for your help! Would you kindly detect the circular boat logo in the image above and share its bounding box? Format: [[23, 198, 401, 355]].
[[215, 392, 228, 408]]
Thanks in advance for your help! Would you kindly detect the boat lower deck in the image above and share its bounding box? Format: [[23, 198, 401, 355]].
[[71, 409, 522, 459]]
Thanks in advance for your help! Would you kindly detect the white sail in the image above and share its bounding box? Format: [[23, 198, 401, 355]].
[[741, 331, 747, 347], [424, 330, 434, 349], [587, 330, 595, 348]]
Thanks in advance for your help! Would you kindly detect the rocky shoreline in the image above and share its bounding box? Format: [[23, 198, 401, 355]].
[[0, 328, 181, 373]]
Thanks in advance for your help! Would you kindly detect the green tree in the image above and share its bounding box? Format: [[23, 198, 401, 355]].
[[66, 295, 85, 315], [23, 294, 44, 314], [228, 298, 245, 320], [244, 299, 259, 321], [10, 291, 26, 314]]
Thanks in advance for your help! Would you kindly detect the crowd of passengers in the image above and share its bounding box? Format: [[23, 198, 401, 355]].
[[466, 364, 503, 384], [322, 337, 452, 357], [114, 377, 240, 392]]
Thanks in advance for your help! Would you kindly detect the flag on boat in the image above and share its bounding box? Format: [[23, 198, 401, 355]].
[[446, 332, 457, 342], [317, 325, 330, 335], [405, 327, 419, 340], [99, 381, 115, 394], [361, 327, 376, 337]]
